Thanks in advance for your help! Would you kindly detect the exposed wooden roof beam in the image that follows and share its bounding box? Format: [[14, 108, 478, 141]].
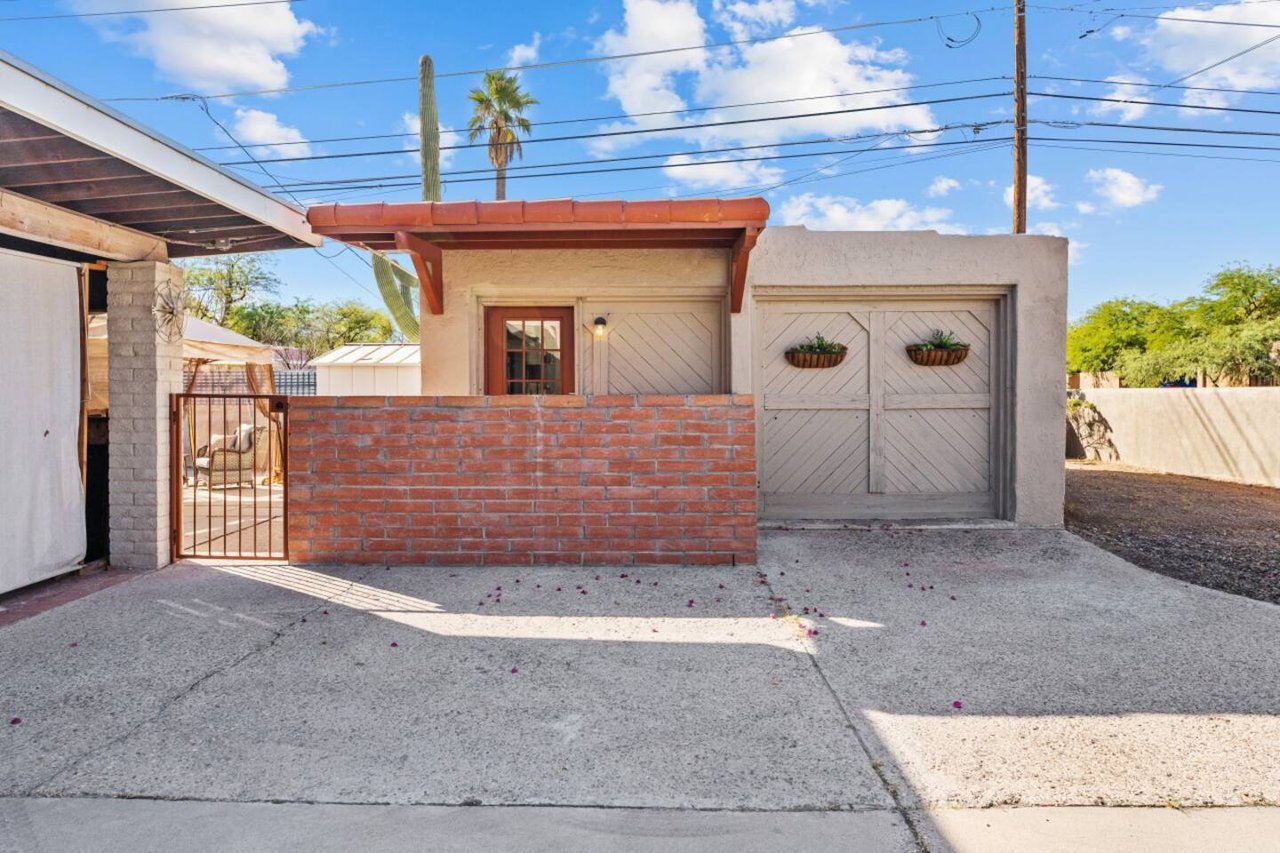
[[0, 187, 165, 261], [730, 226, 760, 313]]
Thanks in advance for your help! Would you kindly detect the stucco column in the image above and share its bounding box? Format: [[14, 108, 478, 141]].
[[107, 261, 184, 569]]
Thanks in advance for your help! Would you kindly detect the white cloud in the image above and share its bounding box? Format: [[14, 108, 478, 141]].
[[1109, 24, 1133, 42], [1143, 2, 1280, 109], [1004, 174, 1059, 210], [662, 154, 784, 190], [72, 0, 319, 93], [400, 112, 455, 170], [1087, 167, 1162, 208], [232, 108, 310, 157], [1076, 201, 1096, 215], [1089, 75, 1152, 122], [714, 0, 801, 39], [927, 176, 960, 198], [778, 192, 964, 233], [1030, 221, 1085, 265], [589, 0, 934, 189], [508, 32, 542, 67]]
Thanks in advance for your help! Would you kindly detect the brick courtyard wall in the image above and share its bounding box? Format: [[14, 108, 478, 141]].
[[287, 395, 757, 566]]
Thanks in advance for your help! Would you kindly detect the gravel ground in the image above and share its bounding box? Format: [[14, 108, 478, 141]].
[[1065, 461, 1280, 605]]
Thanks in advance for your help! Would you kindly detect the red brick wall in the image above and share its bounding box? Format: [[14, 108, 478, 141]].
[[287, 395, 757, 566]]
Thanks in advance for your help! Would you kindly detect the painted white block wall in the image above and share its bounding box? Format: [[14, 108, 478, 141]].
[[107, 261, 183, 570]]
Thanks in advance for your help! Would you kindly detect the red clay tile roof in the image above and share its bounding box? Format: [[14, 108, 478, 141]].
[[307, 197, 769, 231]]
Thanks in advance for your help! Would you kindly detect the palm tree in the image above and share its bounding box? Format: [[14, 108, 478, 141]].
[[467, 70, 537, 201]]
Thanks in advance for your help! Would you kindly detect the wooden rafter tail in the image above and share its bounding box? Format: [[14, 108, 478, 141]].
[[393, 231, 444, 315], [729, 226, 760, 314]]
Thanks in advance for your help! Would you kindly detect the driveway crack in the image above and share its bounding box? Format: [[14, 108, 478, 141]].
[[756, 568, 930, 852], [28, 565, 380, 797]]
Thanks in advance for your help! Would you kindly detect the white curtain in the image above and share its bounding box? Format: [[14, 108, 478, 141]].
[[0, 250, 86, 594]]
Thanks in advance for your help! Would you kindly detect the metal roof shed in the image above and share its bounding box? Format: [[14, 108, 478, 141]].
[[312, 344, 421, 396]]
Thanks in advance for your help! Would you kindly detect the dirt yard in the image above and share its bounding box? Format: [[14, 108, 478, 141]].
[[1065, 461, 1280, 605]]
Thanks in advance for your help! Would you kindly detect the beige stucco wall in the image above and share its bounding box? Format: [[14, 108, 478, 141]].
[[741, 227, 1069, 527], [1078, 388, 1280, 488], [419, 247, 730, 395]]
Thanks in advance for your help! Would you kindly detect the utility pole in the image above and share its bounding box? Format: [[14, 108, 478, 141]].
[[1012, 0, 1028, 233], [419, 55, 441, 202]]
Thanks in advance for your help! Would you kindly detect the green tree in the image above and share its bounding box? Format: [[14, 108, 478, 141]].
[[467, 69, 537, 201], [226, 299, 394, 364], [1065, 299, 1165, 375], [180, 253, 280, 326], [1069, 265, 1280, 386]]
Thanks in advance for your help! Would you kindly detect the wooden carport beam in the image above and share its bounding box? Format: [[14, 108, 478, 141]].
[[730, 226, 759, 313], [394, 231, 444, 315], [0, 187, 166, 261]]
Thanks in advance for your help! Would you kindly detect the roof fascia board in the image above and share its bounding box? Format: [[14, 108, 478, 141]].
[[0, 50, 319, 248]]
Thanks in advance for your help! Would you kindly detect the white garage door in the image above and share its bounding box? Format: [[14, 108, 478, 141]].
[[759, 297, 1006, 520]]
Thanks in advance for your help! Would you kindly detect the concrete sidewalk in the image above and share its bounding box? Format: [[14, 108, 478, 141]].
[[2, 528, 1278, 851], [4, 799, 1279, 853]]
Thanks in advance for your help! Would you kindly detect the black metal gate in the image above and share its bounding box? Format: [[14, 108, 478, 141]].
[[171, 394, 288, 560]]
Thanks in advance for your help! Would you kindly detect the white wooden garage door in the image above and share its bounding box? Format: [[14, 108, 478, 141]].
[[759, 298, 1005, 520]]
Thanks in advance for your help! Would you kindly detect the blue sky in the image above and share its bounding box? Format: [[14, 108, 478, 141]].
[[3, 0, 1278, 317]]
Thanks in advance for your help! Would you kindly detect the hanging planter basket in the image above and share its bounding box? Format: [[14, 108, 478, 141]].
[[906, 345, 970, 367], [785, 347, 847, 369]]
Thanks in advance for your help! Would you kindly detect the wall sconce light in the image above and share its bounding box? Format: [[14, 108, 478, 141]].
[[593, 316, 608, 338]]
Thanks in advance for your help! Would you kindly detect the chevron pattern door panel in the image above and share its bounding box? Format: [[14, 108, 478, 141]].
[[583, 302, 722, 394], [760, 299, 1001, 520]]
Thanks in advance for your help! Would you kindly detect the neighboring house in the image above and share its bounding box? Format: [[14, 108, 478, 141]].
[[0, 50, 318, 593], [313, 344, 420, 395]]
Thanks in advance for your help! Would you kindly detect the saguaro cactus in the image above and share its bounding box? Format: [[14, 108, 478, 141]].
[[371, 54, 439, 341], [420, 54, 441, 203]]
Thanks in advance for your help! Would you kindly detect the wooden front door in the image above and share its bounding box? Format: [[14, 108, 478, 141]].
[[484, 307, 575, 395]]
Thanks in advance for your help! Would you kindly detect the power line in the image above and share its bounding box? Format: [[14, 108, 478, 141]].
[[103, 6, 1013, 102], [182, 96, 387, 303], [191, 76, 1010, 152], [1159, 32, 1280, 88], [1031, 134, 1280, 153], [259, 136, 1016, 194], [1030, 91, 1280, 115], [1029, 138, 1280, 163], [218, 92, 1010, 165], [0, 0, 300, 23], [1031, 74, 1280, 97], [1033, 140, 1280, 165]]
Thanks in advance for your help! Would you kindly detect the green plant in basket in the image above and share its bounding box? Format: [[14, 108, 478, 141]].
[[790, 333, 847, 354], [913, 329, 968, 352]]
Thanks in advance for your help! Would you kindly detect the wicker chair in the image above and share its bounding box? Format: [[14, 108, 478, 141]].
[[195, 425, 268, 488]]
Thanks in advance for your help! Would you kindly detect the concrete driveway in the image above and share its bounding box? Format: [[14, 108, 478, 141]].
[[3, 529, 1279, 851]]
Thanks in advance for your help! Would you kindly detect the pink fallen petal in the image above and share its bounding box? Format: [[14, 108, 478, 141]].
[[68, 642, 78, 648], [818, 612, 825, 618], [952, 700, 963, 710], [950, 595, 957, 601], [9, 717, 21, 725], [556, 587, 562, 592], [321, 610, 329, 616], [920, 620, 928, 627], [594, 575, 601, 581], [390, 642, 399, 648], [580, 589, 588, 595], [510, 667, 519, 674]]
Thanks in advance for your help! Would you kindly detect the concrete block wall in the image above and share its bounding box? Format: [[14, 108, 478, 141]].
[[107, 261, 184, 569], [288, 394, 757, 566]]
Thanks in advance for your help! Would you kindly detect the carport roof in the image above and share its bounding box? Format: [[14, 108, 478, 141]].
[[0, 50, 319, 259], [306, 197, 769, 314]]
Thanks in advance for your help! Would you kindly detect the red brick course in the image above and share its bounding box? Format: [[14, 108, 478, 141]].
[[287, 395, 757, 566]]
